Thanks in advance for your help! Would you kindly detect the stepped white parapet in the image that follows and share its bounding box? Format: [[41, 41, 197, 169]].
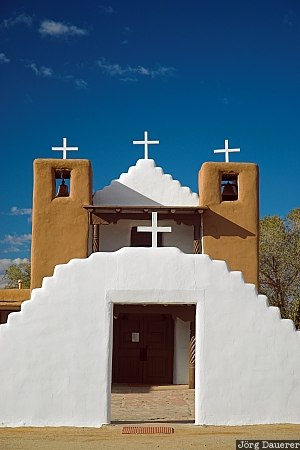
[[93, 159, 199, 205], [0, 248, 299, 427]]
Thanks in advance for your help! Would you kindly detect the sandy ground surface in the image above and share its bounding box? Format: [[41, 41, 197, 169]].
[[0, 424, 299, 450]]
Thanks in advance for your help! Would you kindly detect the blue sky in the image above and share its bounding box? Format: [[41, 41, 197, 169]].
[[0, 0, 299, 279]]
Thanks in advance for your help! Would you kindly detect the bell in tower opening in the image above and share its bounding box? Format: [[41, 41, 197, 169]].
[[221, 173, 238, 201], [55, 169, 71, 198]]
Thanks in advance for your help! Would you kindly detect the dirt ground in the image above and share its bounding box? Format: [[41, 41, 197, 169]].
[[0, 424, 299, 450]]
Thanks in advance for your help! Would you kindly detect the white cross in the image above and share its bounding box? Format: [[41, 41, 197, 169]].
[[137, 212, 172, 248], [132, 131, 159, 159], [213, 139, 240, 163], [52, 137, 79, 159]]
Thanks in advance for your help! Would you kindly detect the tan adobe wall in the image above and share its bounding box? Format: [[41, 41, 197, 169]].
[[0, 289, 30, 301], [0, 289, 30, 312], [31, 159, 92, 289], [199, 162, 259, 287]]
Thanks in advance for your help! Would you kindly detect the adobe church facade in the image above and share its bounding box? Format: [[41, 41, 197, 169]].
[[29, 153, 259, 387], [0, 137, 299, 427], [30, 155, 259, 290]]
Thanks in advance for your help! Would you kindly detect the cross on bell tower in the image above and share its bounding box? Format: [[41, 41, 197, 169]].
[[52, 137, 79, 159], [213, 139, 240, 162]]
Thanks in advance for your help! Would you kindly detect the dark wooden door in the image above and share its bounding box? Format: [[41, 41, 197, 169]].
[[112, 314, 174, 384]]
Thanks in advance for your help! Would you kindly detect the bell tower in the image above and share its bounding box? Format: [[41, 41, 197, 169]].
[[199, 162, 259, 287], [31, 159, 92, 289]]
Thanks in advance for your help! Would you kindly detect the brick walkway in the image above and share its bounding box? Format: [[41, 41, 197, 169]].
[[111, 384, 195, 423]]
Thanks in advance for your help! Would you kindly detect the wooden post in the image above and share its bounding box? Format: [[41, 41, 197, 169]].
[[92, 224, 100, 253], [193, 224, 201, 254], [189, 321, 195, 389]]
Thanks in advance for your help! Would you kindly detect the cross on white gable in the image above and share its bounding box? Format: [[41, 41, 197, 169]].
[[52, 137, 79, 159], [132, 131, 159, 159], [213, 139, 240, 163], [137, 212, 172, 248]]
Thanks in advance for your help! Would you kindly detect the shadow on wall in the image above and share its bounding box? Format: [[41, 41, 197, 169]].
[[204, 210, 255, 239], [93, 181, 163, 206]]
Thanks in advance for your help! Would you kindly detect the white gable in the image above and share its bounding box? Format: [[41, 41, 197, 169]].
[[0, 248, 299, 426], [93, 159, 199, 206]]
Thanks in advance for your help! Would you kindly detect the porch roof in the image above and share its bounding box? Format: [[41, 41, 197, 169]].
[[83, 205, 208, 225]]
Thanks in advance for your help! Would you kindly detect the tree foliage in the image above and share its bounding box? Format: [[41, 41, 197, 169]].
[[4, 261, 31, 289], [260, 208, 300, 329]]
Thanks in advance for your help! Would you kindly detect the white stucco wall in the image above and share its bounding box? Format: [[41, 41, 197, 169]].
[[93, 159, 199, 206], [173, 318, 190, 384], [93, 220, 194, 253], [0, 248, 299, 427]]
